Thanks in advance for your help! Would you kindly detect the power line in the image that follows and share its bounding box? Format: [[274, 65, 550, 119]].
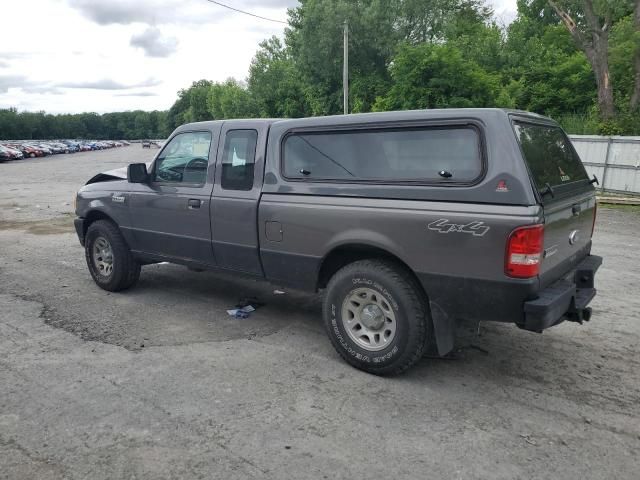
[[202, 0, 288, 24]]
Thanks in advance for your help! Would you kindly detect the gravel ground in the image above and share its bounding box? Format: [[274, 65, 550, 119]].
[[0, 148, 639, 479]]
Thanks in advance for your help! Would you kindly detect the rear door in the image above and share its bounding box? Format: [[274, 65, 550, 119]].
[[210, 122, 267, 275], [513, 119, 595, 286]]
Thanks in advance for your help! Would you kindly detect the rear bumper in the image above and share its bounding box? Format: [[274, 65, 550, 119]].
[[522, 255, 602, 332]]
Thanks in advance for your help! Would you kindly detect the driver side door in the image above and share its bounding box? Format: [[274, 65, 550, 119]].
[[127, 129, 217, 266]]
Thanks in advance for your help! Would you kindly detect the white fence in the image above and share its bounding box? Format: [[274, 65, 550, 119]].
[[569, 135, 640, 195]]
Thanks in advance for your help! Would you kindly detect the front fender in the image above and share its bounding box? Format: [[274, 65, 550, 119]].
[[76, 187, 133, 244]]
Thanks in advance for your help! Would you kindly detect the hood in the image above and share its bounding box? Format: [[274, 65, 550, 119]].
[[86, 162, 153, 185]]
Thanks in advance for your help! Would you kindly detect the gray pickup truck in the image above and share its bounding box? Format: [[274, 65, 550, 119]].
[[74, 109, 602, 375]]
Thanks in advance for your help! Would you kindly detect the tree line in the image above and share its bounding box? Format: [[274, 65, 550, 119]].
[[0, 109, 169, 140], [2, 0, 639, 140]]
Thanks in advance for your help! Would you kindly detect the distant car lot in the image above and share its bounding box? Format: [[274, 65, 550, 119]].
[[0, 139, 131, 162], [0, 149, 639, 479]]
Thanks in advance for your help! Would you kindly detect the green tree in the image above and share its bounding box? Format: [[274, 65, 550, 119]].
[[546, 0, 634, 118], [286, 0, 396, 114], [182, 80, 214, 123], [373, 43, 502, 111], [632, 1, 640, 110], [503, 16, 596, 115], [248, 37, 310, 117], [207, 79, 259, 119], [397, 0, 493, 43]]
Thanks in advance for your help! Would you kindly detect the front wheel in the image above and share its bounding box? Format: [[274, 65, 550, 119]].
[[85, 220, 140, 291], [323, 259, 430, 376]]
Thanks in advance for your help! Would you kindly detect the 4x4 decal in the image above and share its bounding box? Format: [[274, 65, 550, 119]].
[[427, 219, 490, 237]]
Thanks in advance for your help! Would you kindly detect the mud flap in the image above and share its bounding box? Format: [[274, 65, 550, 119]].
[[429, 301, 456, 356]]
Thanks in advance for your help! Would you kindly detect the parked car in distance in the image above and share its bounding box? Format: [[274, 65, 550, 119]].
[[0, 144, 24, 160], [74, 109, 602, 376], [23, 144, 48, 156], [4, 144, 25, 157], [15, 144, 41, 157], [142, 140, 151, 148], [52, 142, 71, 153], [39, 143, 59, 154], [35, 143, 54, 155], [0, 145, 15, 161], [62, 141, 80, 152]]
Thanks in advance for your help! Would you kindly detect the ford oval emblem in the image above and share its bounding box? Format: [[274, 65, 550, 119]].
[[569, 230, 580, 245]]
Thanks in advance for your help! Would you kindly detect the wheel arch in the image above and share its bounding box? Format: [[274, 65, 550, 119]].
[[83, 209, 117, 238], [316, 243, 425, 298]]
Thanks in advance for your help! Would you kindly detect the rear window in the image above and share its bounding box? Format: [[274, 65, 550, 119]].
[[513, 122, 588, 192], [221, 129, 258, 191], [283, 127, 482, 182]]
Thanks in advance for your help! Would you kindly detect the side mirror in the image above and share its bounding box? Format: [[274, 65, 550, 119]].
[[127, 163, 148, 183]]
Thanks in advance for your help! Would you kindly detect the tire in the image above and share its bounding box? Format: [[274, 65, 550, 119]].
[[85, 220, 141, 292], [323, 259, 430, 376]]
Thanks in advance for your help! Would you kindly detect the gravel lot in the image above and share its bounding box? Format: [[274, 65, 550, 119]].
[[1, 148, 639, 479]]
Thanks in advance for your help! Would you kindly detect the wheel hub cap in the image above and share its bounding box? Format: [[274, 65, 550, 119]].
[[92, 236, 114, 277], [341, 287, 397, 352], [360, 304, 385, 330]]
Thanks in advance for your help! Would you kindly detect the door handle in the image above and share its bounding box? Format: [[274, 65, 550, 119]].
[[187, 199, 201, 209]]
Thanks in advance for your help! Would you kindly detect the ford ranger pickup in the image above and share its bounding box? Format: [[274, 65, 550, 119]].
[[74, 109, 602, 375]]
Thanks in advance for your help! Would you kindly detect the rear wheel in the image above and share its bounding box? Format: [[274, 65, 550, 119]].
[[323, 259, 430, 375], [85, 220, 140, 291]]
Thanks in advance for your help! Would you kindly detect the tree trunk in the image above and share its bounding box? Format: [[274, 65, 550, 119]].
[[585, 37, 615, 119], [631, 0, 640, 111], [548, 0, 615, 119]]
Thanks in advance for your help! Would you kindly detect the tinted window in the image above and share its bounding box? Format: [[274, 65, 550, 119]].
[[283, 127, 481, 182], [221, 130, 258, 191], [154, 131, 211, 184], [514, 122, 588, 192]]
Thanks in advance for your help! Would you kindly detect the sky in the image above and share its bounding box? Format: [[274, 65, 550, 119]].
[[0, 0, 518, 114]]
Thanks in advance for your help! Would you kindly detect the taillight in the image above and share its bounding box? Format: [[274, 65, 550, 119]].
[[505, 224, 544, 278], [591, 203, 597, 237]]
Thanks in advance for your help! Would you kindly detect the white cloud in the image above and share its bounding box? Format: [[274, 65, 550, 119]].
[[67, 0, 219, 26], [57, 78, 162, 90], [0, 0, 290, 113], [488, 0, 518, 25], [66, 0, 297, 26], [0, 75, 28, 93], [130, 27, 178, 58], [115, 91, 159, 97]]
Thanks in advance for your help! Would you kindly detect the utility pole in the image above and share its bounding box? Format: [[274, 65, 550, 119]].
[[343, 20, 349, 115]]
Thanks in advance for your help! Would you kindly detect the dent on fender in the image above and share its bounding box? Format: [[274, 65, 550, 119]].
[[87, 199, 108, 212]]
